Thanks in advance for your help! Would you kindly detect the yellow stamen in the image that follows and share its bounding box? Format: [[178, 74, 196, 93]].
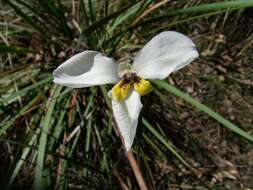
[[111, 80, 131, 101], [134, 78, 153, 96]]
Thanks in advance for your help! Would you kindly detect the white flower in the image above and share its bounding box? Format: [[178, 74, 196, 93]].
[[53, 31, 199, 151]]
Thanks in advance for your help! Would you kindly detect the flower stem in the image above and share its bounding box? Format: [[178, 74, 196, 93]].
[[100, 86, 149, 189], [126, 151, 148, 190]]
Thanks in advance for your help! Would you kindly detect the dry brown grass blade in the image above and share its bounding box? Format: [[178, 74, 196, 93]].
[[54, 125, 81, 190], [132, 0, 171, 25]]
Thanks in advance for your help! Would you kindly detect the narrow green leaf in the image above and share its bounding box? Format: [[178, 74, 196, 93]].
[[153, 80, 253, 143], [83, 119, 92, 177], [82, 3, 135, 35], [4, 0, 49, 38], [0, 76, 52, 105], [0, 95, 42, 136], [88, 0, 96, 23], [107, 0, 253, 47], [137, 0, 253, 27], [108, 1, 151, 34], [142, 118, 190, 167], [34, 85, 62, 190], [0, 44, 33, 54], [6, 128, 40, 190]]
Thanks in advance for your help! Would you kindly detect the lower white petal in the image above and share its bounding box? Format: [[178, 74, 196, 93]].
[[53, 50, 119, 88], [133, 31, 199, 79], [112, 90, 143, 151]]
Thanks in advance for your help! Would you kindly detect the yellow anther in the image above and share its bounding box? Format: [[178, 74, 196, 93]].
[[111, 80, 132, 101], [134, 78, 153, 96]]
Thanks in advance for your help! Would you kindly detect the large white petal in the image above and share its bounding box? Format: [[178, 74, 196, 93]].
[[133, 31, 199, 79], [112, 90, 143, 151], [53, 50, 119, 88]]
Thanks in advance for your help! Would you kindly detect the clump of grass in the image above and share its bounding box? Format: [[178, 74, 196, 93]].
[[1, 0, 253, 189]]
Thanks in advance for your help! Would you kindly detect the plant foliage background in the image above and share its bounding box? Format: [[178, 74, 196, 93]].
[[0, 0, 253, 189]]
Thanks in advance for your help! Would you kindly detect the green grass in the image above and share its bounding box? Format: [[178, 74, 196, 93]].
[[152, 80, 253, 143], [0, 0, 253, 189]]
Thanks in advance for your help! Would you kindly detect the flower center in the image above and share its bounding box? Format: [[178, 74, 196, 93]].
[[111, 71, 152, 102], [120, 72, 140, 86]]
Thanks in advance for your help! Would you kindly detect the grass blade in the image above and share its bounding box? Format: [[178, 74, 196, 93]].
[[0, 44, 33, 54], [108, 1, 151, 34], [4, 0, 49, 38], [34, 85, 62, 190], [82, 3, 134, 35], [136, 0, 253, 27], [0, 95, 42, 136], [107, 0, 253, 47], [0, 76, 52, 105], [5, 128, 40, 189], [142, 118, 190, 167], [152, 80, 253, 143]]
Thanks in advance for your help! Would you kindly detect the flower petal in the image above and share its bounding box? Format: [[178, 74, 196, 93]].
[[111, 80, 132, 102], [53, 50, 119, 88], [134, 78, 153, 96], [112, 90, 143, 151], [133, 31, 199, 79]]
